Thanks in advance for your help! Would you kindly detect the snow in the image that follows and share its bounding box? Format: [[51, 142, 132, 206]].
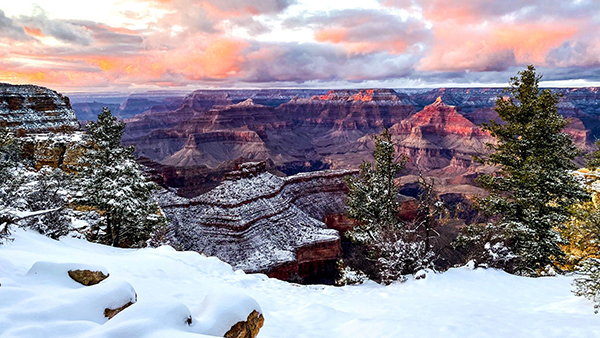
[[1, 229, 600, 338]]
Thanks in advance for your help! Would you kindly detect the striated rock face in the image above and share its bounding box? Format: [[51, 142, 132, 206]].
[[0, 83, 80, 132], [390, 97, 494, 172], [161, 130, 270, 168], [181, 99, 285, 133], [122, 91, 233, 141], [276, 88, 415, 130], [158, 162, 357, 282], [394, 97, 489, 137]]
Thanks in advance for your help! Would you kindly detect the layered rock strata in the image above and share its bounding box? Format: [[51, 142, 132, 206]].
[[0, 83, 80, 132], [390, 97, 494, 171], [158, 162, 357, 282]]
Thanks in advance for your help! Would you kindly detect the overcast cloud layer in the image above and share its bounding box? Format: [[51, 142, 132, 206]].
[[1, 0, 599, 91]]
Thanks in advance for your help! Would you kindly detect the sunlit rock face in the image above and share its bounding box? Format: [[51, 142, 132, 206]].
[[0, 83, 80, 132], [276, 89, 416, 130], [158, 162, 357, 283]]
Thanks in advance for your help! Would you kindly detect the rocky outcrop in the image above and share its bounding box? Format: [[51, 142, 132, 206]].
[[180, 99, 285, 133], [20, 132, 87, 171], [224, 310, 264, 338], [68, 269, 109, 286], [119, 87, 600, 201], [389, 97, 494, 173], [276, 89, 415, 130], [161, 130, 270, 168], [0, 83, 80, 132], [104, 301, 135, 320], [159, 162, 357, 282]]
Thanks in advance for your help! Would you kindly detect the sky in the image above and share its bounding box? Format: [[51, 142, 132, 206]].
[[1, 0, 600, 92]]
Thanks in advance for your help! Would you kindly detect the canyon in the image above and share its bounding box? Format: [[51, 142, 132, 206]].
[[106, 87, 600, 197], [4, 83, 600, 282], [157, 161, 356, 283]]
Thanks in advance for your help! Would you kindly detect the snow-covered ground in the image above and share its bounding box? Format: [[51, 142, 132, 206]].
[[1, 229, 599, 338]]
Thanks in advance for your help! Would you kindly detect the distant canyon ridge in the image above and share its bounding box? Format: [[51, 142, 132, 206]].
[[68, 87, 600, 197]]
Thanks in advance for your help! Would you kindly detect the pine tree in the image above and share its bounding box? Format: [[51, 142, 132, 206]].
[[76, 108, 166, 247], [586, 140, 600, 170], [344, 129, 432, 283], [414, 175, 446, 255], [473, 65, 588, 275], [568, 155, 600, 313], [0, 128, 21, 242]]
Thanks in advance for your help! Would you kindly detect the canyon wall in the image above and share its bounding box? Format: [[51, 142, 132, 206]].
[[0, 83, 80, 132], [158, 161, 357, 283]]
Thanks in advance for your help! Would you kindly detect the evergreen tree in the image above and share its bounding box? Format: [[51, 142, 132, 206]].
[[586, 140, 600, 170], [414, 175, 445, 254], [0, 128, 21, 242], [76, 108, 166, 247], [345, 129, 432, 283], [346, 128, 406, 240], [473, 65, 588, 275], [569, 156, 600, 313]]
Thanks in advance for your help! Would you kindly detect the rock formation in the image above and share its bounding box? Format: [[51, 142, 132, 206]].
[[388, 97, 496, 194], [224, 310, 264, 338], [20, 132, 87, 171], [158, 161, 357, 282], [0, 83, 80, 132], [68, 269, 109, 286]]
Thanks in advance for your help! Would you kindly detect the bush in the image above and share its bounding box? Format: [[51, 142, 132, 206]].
[[573, 258, 600, 313]]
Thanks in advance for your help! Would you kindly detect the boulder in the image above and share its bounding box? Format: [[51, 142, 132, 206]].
[[68, 269, 109, 286], [104, 300, 135, 320], [224, 310, 264, 338]]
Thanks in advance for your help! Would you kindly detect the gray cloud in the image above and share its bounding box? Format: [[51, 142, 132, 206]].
[[241, 42, 417, 83], [383, 0, 600, 20], [17, 7, 94, 45], [203, 0, 297, 14], [284, 9, 431, 50], [0, 10, 29, 41]]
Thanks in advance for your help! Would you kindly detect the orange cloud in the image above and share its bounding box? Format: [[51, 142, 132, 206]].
[[494, 24, 577, 63], [201, 2, 242, 19], [23, 27, 44, 38], [314, 29, 347, 44], [179, 38, 248, 79], [419, 20, 579, 71]]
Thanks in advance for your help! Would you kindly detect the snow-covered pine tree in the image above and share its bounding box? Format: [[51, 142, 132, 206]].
[[471, 65, 588, 275], [567, 149, 600, 312], [24, 167, 72, 239], [586, 140, 600, 170], [414, 175, 446, 255], [0, 128, 20, 242], [76, 108, 166, 247], [346, 128, 406, 240], [345, 129, 432, 283]]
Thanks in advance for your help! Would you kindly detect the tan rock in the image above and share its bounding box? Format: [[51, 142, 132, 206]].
[[104, 301, 134, 320], [224, 310, 264, 338], [68, 269, 109, 286]]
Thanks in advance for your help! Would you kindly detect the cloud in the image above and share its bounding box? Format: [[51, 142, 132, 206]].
[[2, 0, 600, 90], [383, 0, 600, 21], [16, 7, 95, 45], [284, 9, 431, 55], [142, 0, 295, 36], [0, 10, 29, 41], [242, 42, 416, 83]]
